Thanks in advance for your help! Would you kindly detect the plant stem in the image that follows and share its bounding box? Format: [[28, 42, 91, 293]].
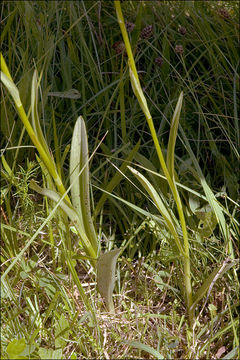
[[114, 0, 193, 326]]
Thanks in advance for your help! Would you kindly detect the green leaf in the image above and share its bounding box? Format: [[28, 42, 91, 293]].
[[18, 345, 36, 357], [128, 166, 184, 256], [69, 116, 98, 253], [0, 71, 21, 107], [69, 117, 85, 224], [179, 126, 228, 240], [55, 314, 70, 349], [31, 70, 52, 159], [38, 347, 62, 360], [189, 194, 200, 213], [195, 206, 218, 237], [47, 88, 81, 99], [38, 277, 56, 297], [129, 65, 151, 121], [167, 92, 183, 180], [161, 33, 170, 88], [70, 353, 77, 360], [122, 340, 164, 359], [29, 180, 96, 259], [6, 338, 26, 358], [20, 271, 29, 280], [191, 258, 238, 312], [97, 248, 121, 312], [1, 154, 14, 178], [131, 2, 143, 49], [222, 347, 239, 359]]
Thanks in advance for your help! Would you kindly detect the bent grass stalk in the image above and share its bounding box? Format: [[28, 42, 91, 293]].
[[114, 1, 193, 325]]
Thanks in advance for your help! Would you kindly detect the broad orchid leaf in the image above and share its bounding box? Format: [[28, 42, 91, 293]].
[[69, 117, 98, 253], [6, 338, 26, 359], [97, 248, 121, 312]]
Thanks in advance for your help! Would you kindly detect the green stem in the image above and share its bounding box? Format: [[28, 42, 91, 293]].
[[114, 0, 193, 325], [119, 56, 127, 142]]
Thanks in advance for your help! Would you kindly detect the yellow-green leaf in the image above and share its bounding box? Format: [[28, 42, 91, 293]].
[[6, 338, 26, 358], [1, 71, 21, 107]]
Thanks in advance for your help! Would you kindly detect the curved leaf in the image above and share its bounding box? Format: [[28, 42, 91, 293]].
[[30, 180, 97, 260], [191, 258, 238, 312], [1, 71, 21, 106], [122, 340, 164, 359], [128, 166, 184, 256]]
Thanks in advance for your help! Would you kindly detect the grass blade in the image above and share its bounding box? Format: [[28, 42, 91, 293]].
[[191, 258, 238, 313], [128, 166, 184, 256], [167, 92, 183, 179], [29, 180, 96, 260], [179, 126, 228, 240], [94, 140, 141, 219], [122, 340, 164, 359]]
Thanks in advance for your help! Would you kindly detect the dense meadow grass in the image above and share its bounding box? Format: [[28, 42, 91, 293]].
[[1, 1, 239, 359]]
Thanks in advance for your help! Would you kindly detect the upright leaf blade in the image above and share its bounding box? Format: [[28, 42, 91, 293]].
[[1, 57, 70, 201], [79, 118, 98, 251], [97, 249, 121, 312], [167, 92, 183, 180], [69, 116, 98, 253], [31, 70, 52, 159], [129, 66, 151, 121], [70, 117, 83, 221]]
